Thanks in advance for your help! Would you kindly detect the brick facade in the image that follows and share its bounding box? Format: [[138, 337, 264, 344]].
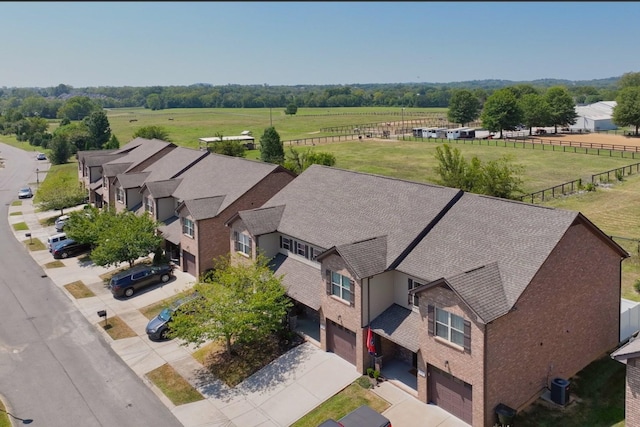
[[188, 169, 294, 277], [627, 359, 640, 427]]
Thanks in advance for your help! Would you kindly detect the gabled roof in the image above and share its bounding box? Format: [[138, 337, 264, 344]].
[[320, 236, 388, 279], [103, 138, 175, 175], [178, 196, 225, 221], [115, 172, 150, 189], [172, 153, 284, 213], [144, 179, 181, 199], [141, 146, 208, 183], [85, 153, 124, 168], [102, 162, 130, 177], [255, 165, 461, 269], [234, 205, 285, 236]]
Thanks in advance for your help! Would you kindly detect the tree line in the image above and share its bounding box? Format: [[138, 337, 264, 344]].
[[0, 76, 623, 115]]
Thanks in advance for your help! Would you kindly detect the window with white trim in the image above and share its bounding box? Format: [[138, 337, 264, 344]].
[[329, 271, 353, 303], [280, 235, 320, 261], [234, 231, 252, 256], [116, 187, 125, 203], [435, 308, 465, 347], [407, 278, 421, 307], [144, 196, 154, 214], [182, 218, 194, 237]]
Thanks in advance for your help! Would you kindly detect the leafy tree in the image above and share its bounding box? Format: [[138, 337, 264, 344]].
[[36, 175, 86, 215], [259, 126, 284, 164], [613, 87, 640, 136], [480, 88, 522, 138], [104, 134, 120, 149], [434, 144, 523, 199], [133, 125, 171, 141], [518, 93, 552, 133], [84, 111, 111, 149], [169, 255, 293, 355], [146, 93, 164, 110], [447, 90, 481, 126], [64, 206, 116, 246], [56, 96, 100, 121], [53, 121, 90, 152], [544, 86, 577, 133], [283, 147, 336, 174], [434, 144, 477, 191], [48, 136, 72, 165], [209, 140, 247, 157], [89, 210, 163, 268], [284, 103, 298, 115], [618, 72, 640, 89], [479, 155, 524, 199]]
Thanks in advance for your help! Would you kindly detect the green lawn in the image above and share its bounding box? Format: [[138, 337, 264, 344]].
[[107, 107, 446, 149]]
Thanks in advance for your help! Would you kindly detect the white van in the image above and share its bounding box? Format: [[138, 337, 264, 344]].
[[47, 232, 68, 252]]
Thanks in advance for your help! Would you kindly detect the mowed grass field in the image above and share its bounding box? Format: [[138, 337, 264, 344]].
[[106, 106, 446, 149]]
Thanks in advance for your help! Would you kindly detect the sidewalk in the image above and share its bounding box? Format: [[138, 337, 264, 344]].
[[7, 192, 469, 427]]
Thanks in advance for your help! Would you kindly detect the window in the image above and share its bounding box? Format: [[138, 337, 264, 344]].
[[281, 236, 291, 251], [145, 196, 154, 215], [280, 235, 320, 261], [326, 270, 353, 304], [408, 278, 421, 307], [435, 308, 465, 347], [234, 231, 252, 256], [182, 218, 194, 237], [116, 187, 125, 203]]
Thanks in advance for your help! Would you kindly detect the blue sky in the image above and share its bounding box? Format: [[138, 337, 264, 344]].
[[1, 2, 638, 88]]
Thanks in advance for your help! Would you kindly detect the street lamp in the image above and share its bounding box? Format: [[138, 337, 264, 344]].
[[36, 168, 39, 186]]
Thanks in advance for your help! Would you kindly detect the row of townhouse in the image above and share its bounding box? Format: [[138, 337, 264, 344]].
[[79, 138, 629, 426], [227, 165, 629, 426], [77, 138, 295, 276]]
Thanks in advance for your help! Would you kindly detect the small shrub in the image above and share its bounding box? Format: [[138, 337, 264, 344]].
[[356, 375, 373, 389], [373, 370, 381, 380], [366, 367, 375, 377], [634, 279, 640, 293], [584, 182, 596, 192], [616, 170, 624, 182]]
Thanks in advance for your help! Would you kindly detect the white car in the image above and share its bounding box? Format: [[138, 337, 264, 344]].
[[55, 215, 70, 232]]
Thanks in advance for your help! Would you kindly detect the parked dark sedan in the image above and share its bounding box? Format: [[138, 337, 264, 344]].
[[51, 239, 91, 259], [108, 263, 174, 298]]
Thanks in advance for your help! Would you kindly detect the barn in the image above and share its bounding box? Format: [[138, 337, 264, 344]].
[[570, 101, 618, 132]]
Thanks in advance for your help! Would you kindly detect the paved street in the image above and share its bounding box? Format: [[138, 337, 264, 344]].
[[0, 144, 182, 427]]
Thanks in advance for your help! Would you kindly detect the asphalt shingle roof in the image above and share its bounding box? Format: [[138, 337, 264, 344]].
[[370, 304, 421, 352], [238, 205, 285, 236], [145, 179, 181, 199], [269, 254, 322, 310], [332, 236, 388, 279], [398, 193, 579, 321], [180, 196, 225, 221], [116, 172, 150, 189], [104, 138, 175, 174], [158, 216, 182, 245], [259, 165, 461, 268], [172, 154, 280, 214], [141, 147, 208, 182]]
